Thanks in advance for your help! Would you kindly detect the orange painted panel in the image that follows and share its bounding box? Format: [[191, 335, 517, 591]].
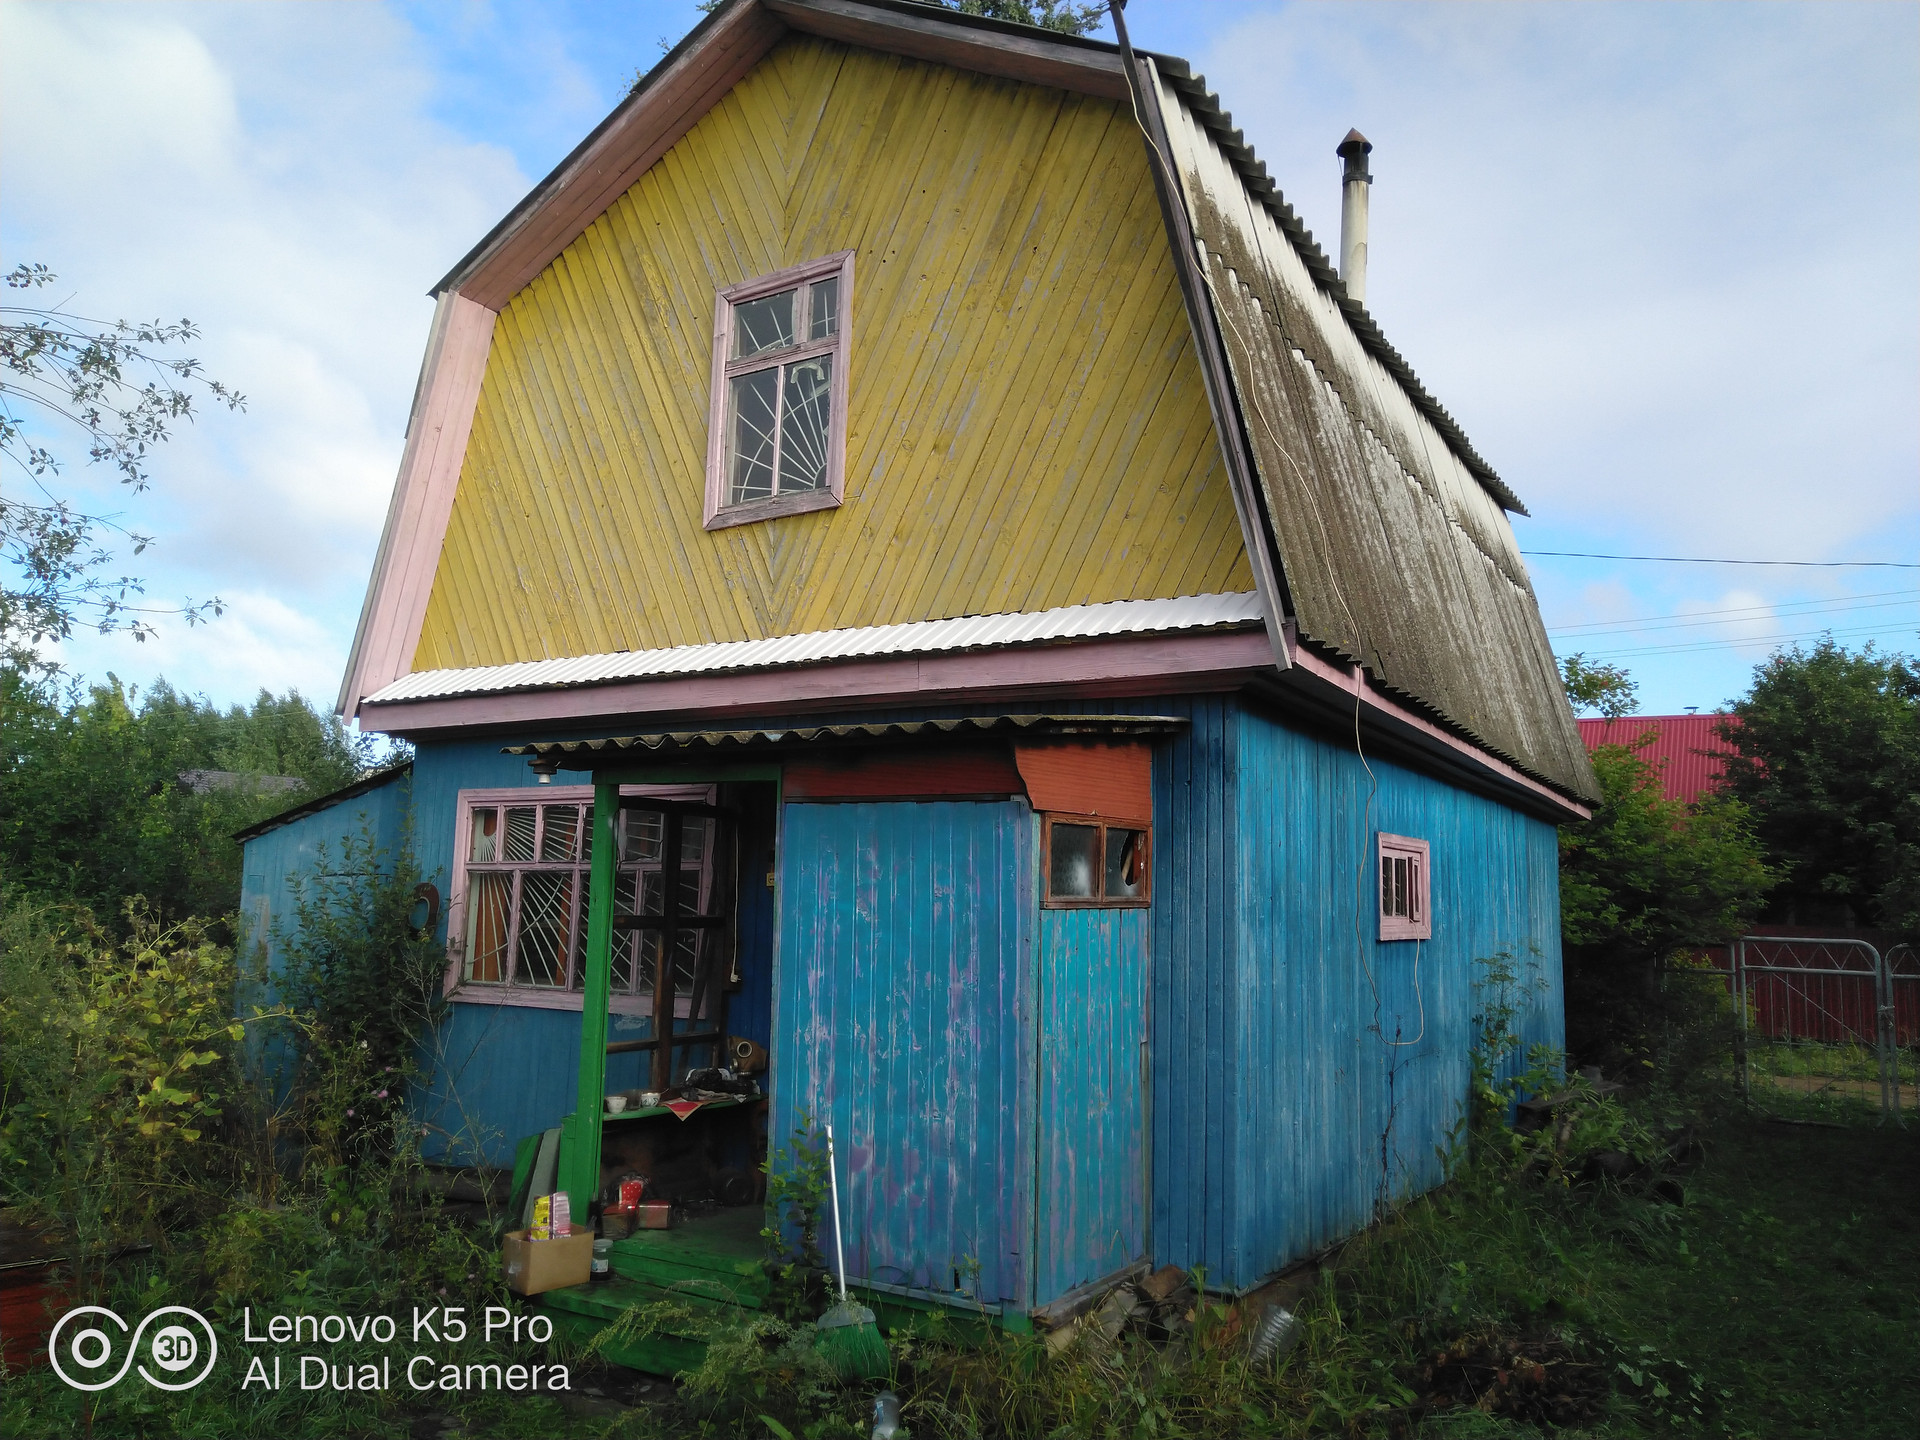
[[1014, 741, 1152, 824]]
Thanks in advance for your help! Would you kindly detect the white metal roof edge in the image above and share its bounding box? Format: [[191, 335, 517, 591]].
[[363, 592, 1266, 705]]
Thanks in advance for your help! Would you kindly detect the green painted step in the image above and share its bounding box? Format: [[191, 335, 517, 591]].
[[542, 1302, 706, 1378], [609, 1206, 769, 1307]]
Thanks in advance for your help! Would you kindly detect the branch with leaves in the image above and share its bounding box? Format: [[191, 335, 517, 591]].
[[1, 262, 244, 661]]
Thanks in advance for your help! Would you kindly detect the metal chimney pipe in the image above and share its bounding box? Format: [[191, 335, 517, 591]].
[[1337, 129, 1373, 304]]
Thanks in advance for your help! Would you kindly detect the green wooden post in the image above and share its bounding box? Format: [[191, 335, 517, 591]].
[[560, 778, 619, 1218]]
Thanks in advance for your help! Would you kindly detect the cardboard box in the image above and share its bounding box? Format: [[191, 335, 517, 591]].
[[502, 1225, 593, 1296]]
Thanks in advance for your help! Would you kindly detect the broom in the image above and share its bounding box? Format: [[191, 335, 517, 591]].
[[815, 1123, 890, 1380]]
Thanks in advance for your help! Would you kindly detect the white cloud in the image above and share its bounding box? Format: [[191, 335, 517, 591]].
[[48, 587, 344, 707], [1195, 1, 1918, 557], [2, 0, 529, 703], [1192, 0, 1918, 711]]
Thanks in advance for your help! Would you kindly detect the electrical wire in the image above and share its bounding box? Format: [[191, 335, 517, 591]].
[[1547, 590, 1919, 639], [1523, 551, 1918, 569], [1573, 618, 1919, 662]]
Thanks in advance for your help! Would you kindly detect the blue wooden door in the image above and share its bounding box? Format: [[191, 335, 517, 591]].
[[773, 800, 1036, 1307], [1036, 906, 1149, 1305]]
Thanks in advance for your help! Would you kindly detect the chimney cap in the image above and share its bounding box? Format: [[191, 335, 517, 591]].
[[1337, 128, 1372, 158]]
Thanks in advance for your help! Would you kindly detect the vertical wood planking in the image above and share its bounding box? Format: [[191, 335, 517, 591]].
[[771, 799, 1035, 1305], [1035, 904, 1148, 1303], [1221, 700, 1565, 1288], [413, 36, 1249, 675]]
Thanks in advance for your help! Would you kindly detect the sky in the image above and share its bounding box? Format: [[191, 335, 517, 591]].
[[2, 0, 1914, 722]]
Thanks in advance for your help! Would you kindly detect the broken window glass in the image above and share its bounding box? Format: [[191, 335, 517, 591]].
[[1106, 828, 1148, 900]]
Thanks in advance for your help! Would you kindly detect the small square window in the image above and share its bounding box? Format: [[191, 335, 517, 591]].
[[704, 252, 854, 530], [1043, 816, 1151, 908], [1377, 833, 1431, 941]]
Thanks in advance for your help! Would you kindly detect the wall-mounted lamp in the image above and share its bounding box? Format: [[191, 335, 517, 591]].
[[528, 755, 561, 785]]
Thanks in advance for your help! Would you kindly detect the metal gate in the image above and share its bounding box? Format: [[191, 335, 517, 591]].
[[1732, 935, 1913, 1125]]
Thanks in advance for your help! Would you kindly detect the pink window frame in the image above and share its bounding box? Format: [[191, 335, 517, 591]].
[[444, 783, 713, 1013], [703, 251, 855, 530], [1377, 832, 1432, 942]]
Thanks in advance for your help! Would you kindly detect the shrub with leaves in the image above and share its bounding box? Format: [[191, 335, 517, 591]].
[[0, 892, 271, 1247], [1560, 741, 1771, 1078]]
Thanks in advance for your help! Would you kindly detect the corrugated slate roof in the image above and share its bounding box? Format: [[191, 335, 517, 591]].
[[1147, 66, 1597, 802], [506, 713, 1189, 763], [363, 592, 1265, 706]]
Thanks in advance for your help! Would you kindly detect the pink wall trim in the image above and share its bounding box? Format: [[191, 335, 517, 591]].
[[360, 628, 1277, 734], [1280, 628, 1591, 820], [338, 293, 497, 718]]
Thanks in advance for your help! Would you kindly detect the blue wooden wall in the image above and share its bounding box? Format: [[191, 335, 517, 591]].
[[1164, 699, 1564, 1290], [237, 770, 414, 1101], [237, 768, 412, 987], [1036, 906, 1148, 1303], [242, 693, 1568, 1290], [772, 800, 1035, 1308]]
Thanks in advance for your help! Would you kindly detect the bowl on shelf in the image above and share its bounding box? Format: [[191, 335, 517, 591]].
[[605, 1095, 628, 1113]]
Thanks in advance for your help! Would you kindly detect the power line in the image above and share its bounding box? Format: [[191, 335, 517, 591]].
[[1523, 550, 1919, 569], [1574, 619, 1919, 661], [1549, 592, 1920, 640]]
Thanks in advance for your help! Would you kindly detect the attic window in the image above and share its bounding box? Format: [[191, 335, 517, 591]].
[[704, 251, 854, 530], [1377, 833, 1431, 941]]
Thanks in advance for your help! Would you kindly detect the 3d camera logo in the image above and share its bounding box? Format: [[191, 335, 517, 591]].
[[49, 1305, 219, 1392]]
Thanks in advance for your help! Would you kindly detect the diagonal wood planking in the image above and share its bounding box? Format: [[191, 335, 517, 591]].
[[414, 36, 1251, 672]]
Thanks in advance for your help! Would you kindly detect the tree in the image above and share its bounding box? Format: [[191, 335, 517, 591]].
[[1559, 744, 1772, 1077], [1559, 653, 1639, 719], [1718, 640, 1920, 937], [0, 669, 377, 928], [917, 0, 1107, 35], [1, 263, 243, 666]]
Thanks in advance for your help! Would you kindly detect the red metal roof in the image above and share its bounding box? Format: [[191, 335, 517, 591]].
[[1576, 714, 1741, 805]]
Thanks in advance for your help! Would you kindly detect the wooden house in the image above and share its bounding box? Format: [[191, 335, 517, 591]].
[[242, 0, 1597, 1356]]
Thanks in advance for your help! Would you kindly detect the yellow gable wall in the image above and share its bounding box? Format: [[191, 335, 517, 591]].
[[414, 36, 1251, 671]]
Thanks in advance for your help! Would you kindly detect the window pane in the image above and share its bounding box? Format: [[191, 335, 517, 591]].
[[1049, 823, 1098, 899], [515, 872, 574, 987], [469, 807, 499, 863], [612, 871, 639, 992], [680, 814, 711, 866], [727, 368, 780, 503], [465, 872, 512, 983], [540, 805, 579, 861], [1105, 828, 1147, 900], [570, 875, 592, 992], [672, 929, 702, 1009], [1408, 857, 1421, 922], [640, 869, 664, 916], [503, 806, 537, 863], [676, 869, 706, 916], [777, 356, 832, 493], [622, 810, 664, 863], [1381, 857, 1394, 919], [732, 289, 796, 358], [636, 930, 664, 1003], [808, 276, 839, 340]]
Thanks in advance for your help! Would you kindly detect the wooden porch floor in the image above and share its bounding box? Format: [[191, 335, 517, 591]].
[[538, 1206, 767, 1375]]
